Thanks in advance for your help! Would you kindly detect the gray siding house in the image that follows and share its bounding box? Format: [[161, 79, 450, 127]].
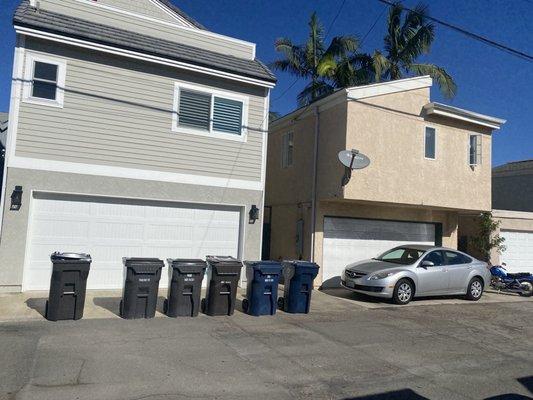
[[0, 0, 275, 292]]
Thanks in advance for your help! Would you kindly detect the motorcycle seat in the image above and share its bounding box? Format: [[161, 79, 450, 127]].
[[507, 272, 532, 279]]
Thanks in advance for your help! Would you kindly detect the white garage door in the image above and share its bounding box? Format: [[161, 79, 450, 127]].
[[500, 230, 533, 274], [24, 193, 241, 291], [322, 217, 437, 287]]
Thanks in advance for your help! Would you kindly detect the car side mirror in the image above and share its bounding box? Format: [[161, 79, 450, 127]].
[[420, 260, 434, 268]]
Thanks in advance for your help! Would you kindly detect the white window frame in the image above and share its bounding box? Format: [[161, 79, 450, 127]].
[[22, 53, 67, 108], [281, 131, 294, 168], [172, 81, 249, 143], [469, 134, 482, 166], [424, 126, 436, 160]]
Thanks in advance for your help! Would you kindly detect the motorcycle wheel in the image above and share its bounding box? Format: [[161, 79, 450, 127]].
[[519, 282, 533, 297]]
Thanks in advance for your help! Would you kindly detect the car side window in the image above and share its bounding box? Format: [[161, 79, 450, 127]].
[[423, 251, 445, 266], [445, 251, 471, 265]]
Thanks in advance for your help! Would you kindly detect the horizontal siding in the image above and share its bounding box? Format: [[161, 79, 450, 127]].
[[95, 0, 179, 23], [40, 0, 255, 60], [16, 38, 267, 182]]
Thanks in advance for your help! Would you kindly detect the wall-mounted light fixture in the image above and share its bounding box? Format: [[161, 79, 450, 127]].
[[10, 186, 23, 211], [249, 204, 259, 224]]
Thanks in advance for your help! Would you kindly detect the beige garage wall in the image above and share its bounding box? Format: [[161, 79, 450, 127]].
[[491, 210, 533, 264], [313, 200, 459, 285]]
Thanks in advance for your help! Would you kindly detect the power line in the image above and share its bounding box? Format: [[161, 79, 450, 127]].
[[376, 0, 533, 62], [325, 0, 347, 37]]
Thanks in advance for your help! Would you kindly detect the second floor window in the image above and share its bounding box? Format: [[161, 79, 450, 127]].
[[23, 53, 66, 108], [424, 127, 436, 159], [174, 83, 247, 140], [32, 62, 58, 100], [282, 132, 294, 168], [469, 134, 482, 165]]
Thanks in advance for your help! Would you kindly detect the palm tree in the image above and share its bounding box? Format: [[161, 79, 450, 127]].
[[272, 12, 371, 106], [372, 2, 456, 98]]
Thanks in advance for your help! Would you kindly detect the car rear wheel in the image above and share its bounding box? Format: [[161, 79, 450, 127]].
[[466, 277, 483, 301], [392, 279, 414, 305]]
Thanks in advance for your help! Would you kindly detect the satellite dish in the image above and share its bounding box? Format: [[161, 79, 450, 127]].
[[338, 149, 370, 170]]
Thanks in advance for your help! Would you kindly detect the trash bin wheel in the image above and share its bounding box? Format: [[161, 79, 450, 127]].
[[277, 297, 284, 310], [201, 298, 206, 313], [163, 299, 168, 314], [242, 299, 248, 312]]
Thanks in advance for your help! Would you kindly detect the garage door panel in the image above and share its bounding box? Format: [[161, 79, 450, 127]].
[[501, 230, 533, 274], [323, 217, 436, 288], [24, 195, 241, 291]]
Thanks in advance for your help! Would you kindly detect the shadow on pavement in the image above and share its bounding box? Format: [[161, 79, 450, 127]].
[[25, 298, 47, 318], [341, 388, 429, 399], [92, 296, 121, 317], [518, 376, 533, 394]]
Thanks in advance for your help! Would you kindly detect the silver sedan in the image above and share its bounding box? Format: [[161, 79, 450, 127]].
[[341, 245, 491, 304]]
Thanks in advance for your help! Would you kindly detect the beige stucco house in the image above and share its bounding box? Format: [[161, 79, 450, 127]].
[[266, 76, 506, 287]]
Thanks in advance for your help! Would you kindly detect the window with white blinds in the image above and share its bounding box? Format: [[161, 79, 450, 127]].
[[174, 83, 247, 139], [469, 134, 482, 165]]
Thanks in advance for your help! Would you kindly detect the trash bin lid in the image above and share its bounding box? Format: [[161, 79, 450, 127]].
[[282, 260, 319, 273], [167, 259, 207, 274], [244, 260, 283, 274], [206, 256, 241, 266], [123, 258, 164, 274], [50, 252, 92, 262]]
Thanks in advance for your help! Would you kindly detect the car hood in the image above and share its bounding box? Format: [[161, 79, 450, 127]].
[[346, 259, 410, 274]]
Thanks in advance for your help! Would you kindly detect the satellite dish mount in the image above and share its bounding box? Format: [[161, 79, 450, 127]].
[[338, 149, 370, 187]]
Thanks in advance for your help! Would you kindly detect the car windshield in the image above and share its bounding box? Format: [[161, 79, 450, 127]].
[[376, 247, 425, 265]]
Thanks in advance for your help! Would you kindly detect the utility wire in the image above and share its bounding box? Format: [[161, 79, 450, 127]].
[[376, 0, 533, 62]]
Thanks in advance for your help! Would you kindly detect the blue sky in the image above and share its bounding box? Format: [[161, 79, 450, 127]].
[[0, 0, 531, 166]]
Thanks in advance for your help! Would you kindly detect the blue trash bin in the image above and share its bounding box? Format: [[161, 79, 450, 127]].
[[243, 261, 283, 316], [278, 261, 319, 314]]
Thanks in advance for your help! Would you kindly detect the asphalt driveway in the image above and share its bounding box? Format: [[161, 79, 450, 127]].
[[0, 290, 532, 400]]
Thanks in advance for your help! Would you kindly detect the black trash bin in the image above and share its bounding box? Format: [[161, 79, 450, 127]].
[[243, 261, 283, 316], [278, 261, 319, 314], [120, 258, 164, 319], [46, 252, 92, 321], [202, 256, 242, 316], [164, 259, 207, 317]]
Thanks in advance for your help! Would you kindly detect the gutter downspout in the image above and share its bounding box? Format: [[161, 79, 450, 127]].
[[310, 106, 320, 262]]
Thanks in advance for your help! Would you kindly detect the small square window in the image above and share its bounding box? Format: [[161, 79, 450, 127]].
[[425, 127, 436, 159], [178, 89, 211, 131]]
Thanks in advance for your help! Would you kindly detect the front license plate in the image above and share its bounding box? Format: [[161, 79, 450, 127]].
[[345, 280, 355, 288]]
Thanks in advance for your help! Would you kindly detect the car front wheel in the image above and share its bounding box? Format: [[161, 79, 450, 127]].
[[466, 277, 484, 301], [392, 279, 414, 305]]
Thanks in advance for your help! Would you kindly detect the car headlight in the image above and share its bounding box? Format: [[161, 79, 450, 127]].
[[369, 271, 397, 280]]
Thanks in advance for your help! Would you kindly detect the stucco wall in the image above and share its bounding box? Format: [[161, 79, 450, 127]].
[[492, 161, 533, 212], [0, 167, 263, 291], [343, 89, 493, 211]]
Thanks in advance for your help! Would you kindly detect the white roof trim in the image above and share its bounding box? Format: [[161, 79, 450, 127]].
[[15, 27, 274, 88], [493, 209, 533, 220], [347, 75, 433, 100], [424, 102, 506, 130]]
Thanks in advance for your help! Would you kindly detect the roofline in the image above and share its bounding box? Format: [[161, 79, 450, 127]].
[[423, 102, 506, 130], [271, 76, 433, 130], [15, 26, 276, 88], [153, 0, 206, 30]]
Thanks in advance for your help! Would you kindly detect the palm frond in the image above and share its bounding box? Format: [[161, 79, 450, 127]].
[[372, 50, 390, 82], [399, 23, 435, 62], [409, 63, 457, 98], [324, 36, 359, 58]]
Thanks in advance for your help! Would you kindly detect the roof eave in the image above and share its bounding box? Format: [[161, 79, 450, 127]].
[[424, 102, 506, 130]]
